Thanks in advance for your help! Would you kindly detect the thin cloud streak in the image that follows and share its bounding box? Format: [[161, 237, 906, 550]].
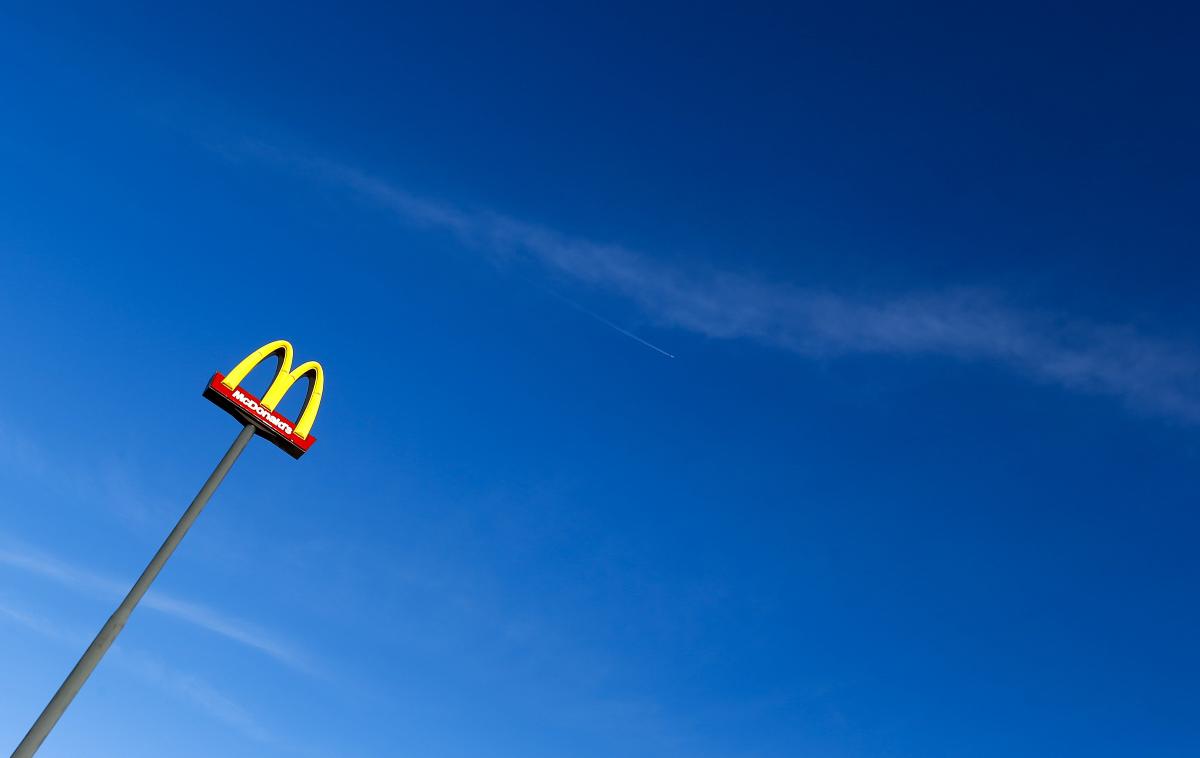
[[0, 601, 79, 645], [0, 601, 276, 744], [121, 650, 277, 744], [232, 141, 1200, 423], [0, 540, 313, 674]]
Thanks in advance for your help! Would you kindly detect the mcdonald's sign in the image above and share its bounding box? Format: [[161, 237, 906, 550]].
[[12, 340, 328, 757], [203, 340, 324, 458]]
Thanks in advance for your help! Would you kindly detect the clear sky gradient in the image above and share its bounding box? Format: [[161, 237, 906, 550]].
[[2, 4, 1199, 757]]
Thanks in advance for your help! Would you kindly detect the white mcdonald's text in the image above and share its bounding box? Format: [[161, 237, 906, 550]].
[[231, 389, 295, 435]]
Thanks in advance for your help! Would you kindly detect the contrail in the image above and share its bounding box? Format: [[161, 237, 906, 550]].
[[542, 287, 676, 358]]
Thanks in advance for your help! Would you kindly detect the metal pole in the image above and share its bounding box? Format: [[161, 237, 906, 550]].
[[11, 423, 258, 758]]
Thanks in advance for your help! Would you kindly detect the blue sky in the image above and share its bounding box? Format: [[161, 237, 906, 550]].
[[2, 4, 1199, 756]]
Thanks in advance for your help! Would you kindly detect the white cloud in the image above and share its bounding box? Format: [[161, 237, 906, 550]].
[[277, 151, 1200, 423], [0, 539, 313, 674], [119, 649, 277, 744], [0, 599, 276, 745]]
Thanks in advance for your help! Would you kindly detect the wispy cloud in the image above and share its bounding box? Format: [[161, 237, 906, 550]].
[[0, 600, 78, 645], [0, 600, 277, 744], [0, 539, 313, 674], [120, 650, 278, 744], [0, 422, 319, 675], [0, 418, 177, 531], [246, 144, 1200, 423]]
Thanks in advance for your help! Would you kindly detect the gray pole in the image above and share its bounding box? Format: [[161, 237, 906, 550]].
[[11, 423, 258, 758]]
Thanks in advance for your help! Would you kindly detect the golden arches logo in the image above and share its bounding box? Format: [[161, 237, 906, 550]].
[[204, 340, 324, 458]]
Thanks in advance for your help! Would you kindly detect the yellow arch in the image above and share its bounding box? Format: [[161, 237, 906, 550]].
[[221, 339, 293, 393], [221, 340, 324, 439], [262, 360, 324, 439]]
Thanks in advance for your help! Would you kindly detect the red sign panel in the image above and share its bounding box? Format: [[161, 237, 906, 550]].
[[203, 373, 317, 459]]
